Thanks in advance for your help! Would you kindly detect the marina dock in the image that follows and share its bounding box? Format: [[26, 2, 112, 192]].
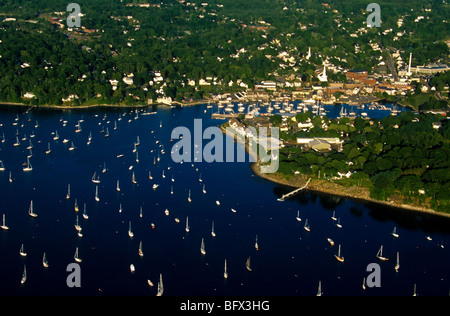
[[211, 113, 239, 119], [277, 178, 311, 202]]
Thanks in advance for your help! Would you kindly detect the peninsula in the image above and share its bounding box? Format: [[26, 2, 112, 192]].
[[225, 110, 450, 217]]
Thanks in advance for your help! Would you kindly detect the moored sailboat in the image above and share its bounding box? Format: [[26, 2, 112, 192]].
[[246, 257, 252, 272], [224, 259, 228, 279], [42, 252, 49, 268], [156, 274, 164, 296], [1, 214, 9, 230], [74, 247, 82, 263], [376, 245, 389, 261], [334, 244, 344, 263], [20, 265, 27, 285], [200, 238, 206, 255], [28, 200, 37, 218]]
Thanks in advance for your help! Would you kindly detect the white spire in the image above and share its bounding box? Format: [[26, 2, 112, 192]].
[[407, 52, 412, 76], [306, 47, 311, 60]]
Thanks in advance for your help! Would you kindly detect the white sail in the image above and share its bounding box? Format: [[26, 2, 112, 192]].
[[200, 238, 206, 255], [376, 245, 389, 261], [23, 158, 32, 172], [316, 281, 322, 296], [28, 200, 37, 218], [185, 216, 190, 233], [128, 221, 134, 238], [211, 221, 216, 237], [43, 252, 49, 268], [334, 244, 344, 263], [392, 227, 399, 238], [395, 252, 400, 272], [156, 274, 164, 296], [66, 184, 71, 200], [246, 257, 252, 272], [19, 243, 27, 257], [74, 247, 82, 263], [224, 259, 228, 279], [1, 214, 9, 230], [20, 265, 27, 284], [95, 186, 100, 202]]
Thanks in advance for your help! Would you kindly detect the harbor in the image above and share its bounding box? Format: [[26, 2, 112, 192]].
[[0, 103, 448, 296]]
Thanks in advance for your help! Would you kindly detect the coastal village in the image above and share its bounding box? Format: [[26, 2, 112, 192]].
[[2, 1, 448, 109]]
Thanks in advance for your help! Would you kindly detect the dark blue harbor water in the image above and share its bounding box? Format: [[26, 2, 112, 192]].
[[0, 103, 448, 296]]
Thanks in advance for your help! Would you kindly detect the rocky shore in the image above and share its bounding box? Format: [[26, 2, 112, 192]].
[[250, 162, 450, 219]]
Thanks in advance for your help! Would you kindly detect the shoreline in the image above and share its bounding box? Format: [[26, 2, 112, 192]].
[[218, 123, 448, 219], [250, 162, 450, 219]]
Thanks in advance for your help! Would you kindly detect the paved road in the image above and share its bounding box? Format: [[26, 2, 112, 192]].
[[384, 48, 399, 82]]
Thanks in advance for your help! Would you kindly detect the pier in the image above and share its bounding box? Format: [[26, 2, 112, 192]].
[[211, 113, 239, 119], [277, 179, 311, 202]]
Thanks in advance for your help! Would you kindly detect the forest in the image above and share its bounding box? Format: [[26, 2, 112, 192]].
[[273, 112, 450, 213], [0, 0, 449, 105]]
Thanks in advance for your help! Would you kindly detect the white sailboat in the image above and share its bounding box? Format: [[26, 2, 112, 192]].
[[395, 252, 400, 272], [128, 221, 134, 238], [336, 218, 343, 228], [20, 265, 27, 285], [187, 190, 191, 203], [0, 160, 5, 172], [296, 210, 301, 222], [28, 200, 37, 218], [255, 235, 259, 251], [46, 143, 51, 155], [116, 180, 120, 192], [95, 186, 100, 202], [91, 172, 100, 184], [138, 241, 144, 257], [246, 257, 252, 272], [66, 184, 71, 200], [13, 136, 20, 147], [82, 203, 88, 220], [391, 227, 399, 238], [20, 243, 27, 257], [74, 215, 82, 232], [185, 216, 190, 233], [23, 158, 32, 172], [74, 247, 82, 263], [327, 238, 335, 247], [316, 281, 322, 296], [152, 183, 159, 190], [331, 210, 337, 221], [334, 244, 344, 263], [202, 184, 206, 194], [43, 252, 49, 268], [132, 172, 137, 184], [8, 171, 13, 183], [156, 274, 164, 296], [211, 221, 216, 237], [376, 245, 389, 261], [224, 259, 228, 279], [200, 238, 206, 255], [304, 219, 311, 232], [1, 214, 9, 230]]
